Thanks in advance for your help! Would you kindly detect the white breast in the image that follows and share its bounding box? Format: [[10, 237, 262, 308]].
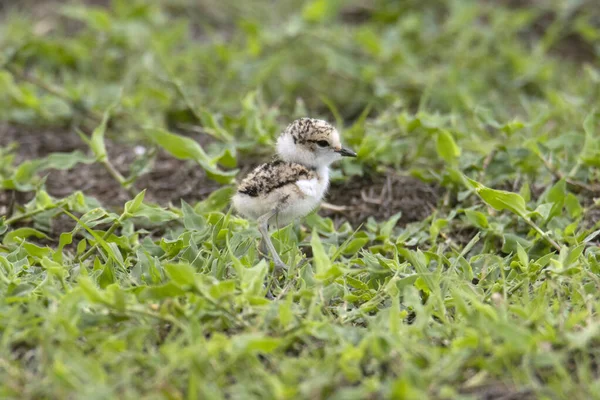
[[296, 166, 329, 200], [233, 166, 331, 228]]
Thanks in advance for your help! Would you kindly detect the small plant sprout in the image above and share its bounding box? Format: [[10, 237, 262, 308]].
[[232, 118, 356, 270]]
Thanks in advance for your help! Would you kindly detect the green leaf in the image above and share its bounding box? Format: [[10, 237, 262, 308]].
[[240, 260, 268, 296], [41, 257, 67, 279], [464, 209, 489, 229], [429, 218, 448, 240], [380, 212, 402, 238], [436, 130, 461, 164], [502, 234, 532, 254], [234, 333, 281, 354], [53, 232, 73, 263], [145, 128, 237, 183], [139, 282, 185, 301], [194, 186, 236, 214], [580, 112, 600, 167], [543, 179, 566, 222], [78, 276, 109, 305], [182, 200, 206, 230], [4, 228, 49, 245], [165, 263, 196, 286], [343, 235, 369, 256], [89, 102, 118, 161], [6, 151, 94, 190], [516, 242, 529, 269], [466, 177, 528, 217], [208, 280, 236, 299], [565, 193, 582, 218], [98, 258, 116, 288], [583, 230, 600, 244], [124, 189, 146, 216], [145, 128, 211, 163], [130, 204, 179, 223], [302, 0, 341, 22], [311, 232, 331, 278], [212, 148, 237, 169], [23, 242, 52, 259]]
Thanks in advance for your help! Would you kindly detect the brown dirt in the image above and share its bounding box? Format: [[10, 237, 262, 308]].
[[460, 382, 535, 400], [0, 123, 221, 211], [323, 171, 440, 227]]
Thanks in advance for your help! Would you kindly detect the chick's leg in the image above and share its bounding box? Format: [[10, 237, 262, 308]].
[[257, 209, 288, 271]]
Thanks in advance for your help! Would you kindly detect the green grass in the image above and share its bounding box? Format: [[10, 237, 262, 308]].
[[1, 0, 600, 398]]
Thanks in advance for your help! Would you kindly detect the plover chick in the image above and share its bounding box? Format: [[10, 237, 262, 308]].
[[232, 117, 356, 270]]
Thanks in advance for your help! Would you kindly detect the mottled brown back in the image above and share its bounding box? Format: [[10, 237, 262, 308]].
[[237, 159, 316, 197]]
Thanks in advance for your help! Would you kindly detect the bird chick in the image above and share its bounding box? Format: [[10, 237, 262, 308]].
[[232, 118, 356, 270]]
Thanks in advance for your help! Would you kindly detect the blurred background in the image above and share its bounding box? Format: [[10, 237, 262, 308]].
[[0, 0, 599, 223]]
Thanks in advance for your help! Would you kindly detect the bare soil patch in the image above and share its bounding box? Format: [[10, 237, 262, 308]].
[[460, 382, 535, 400], [323, 171, 440, 227], [0, 124, 221, 210]]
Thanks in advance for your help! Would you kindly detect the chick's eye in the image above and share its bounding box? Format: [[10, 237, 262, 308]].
[[316, 140, 329, 147]]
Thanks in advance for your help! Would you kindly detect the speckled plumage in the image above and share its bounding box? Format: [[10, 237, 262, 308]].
[[237, 159, 317, 198], [285, 117, 336, 146], [231, 117, 356, 270]]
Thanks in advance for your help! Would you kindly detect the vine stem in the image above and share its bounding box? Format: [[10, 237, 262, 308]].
[[5, 200, 68, 226], [78, 218, 122, 262], [100, 159, 137, 198], [523, 216, 562, 252]]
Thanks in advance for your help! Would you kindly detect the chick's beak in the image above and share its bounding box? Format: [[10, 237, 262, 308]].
[[335, 147, 357, 157]]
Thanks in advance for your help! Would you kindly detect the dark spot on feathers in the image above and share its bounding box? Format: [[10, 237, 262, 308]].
[[237, 160, 316, 197]]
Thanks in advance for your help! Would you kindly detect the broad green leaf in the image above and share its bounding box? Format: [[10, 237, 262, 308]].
[[145, 128, 237, 183], [23, 242, 52, 258], [502, 234, 532, 254], [233, 333, 281, 354], [242, 260, 268, 296], [145, 128, 211, 163], [436, 130, 461, 164], [131, 204, 179, 223], [194, 186, 236, 214], [124, 189, 146, 216], [583, 230, 600, 243], [182, 200, 206, 230], [78, 276, 109, 305], [53, 232, 73, 263], [165, 263, 196, 286], [516, 242, 529, 268], [429, 218, 448, 240], [208, 280, 236, 299], [466, 177, 528, 217], [380, 212, 402, 238], [138, 282, 185, 301], [0, 218, 7, 236], [211, 148, 237, 169], [565, 193, 582, 218], [88, 104, 116, 162], [41, 257, 67, 279], [464, 209, 489, 229], [580, 112, 600, 167], [311, 231, 331, 278], [342, 235, 370, 256], [302, 0, 341, 22], [6, 151, 93, 190], [279, 295, 294, 328], [4, 228, 49, 245]]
